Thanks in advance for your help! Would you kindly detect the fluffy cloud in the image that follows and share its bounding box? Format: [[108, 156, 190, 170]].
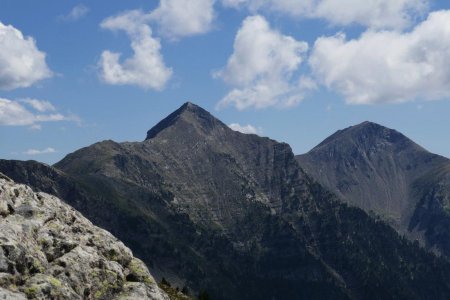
[[221, 0, 428, 29], [23, 147, 56, 155], [309, 10, 450, 104], [229, 123, 261, 134], [0, 98, 77, 127], [59, 4, 90, 22], [0, 22, 52, 90], [99, 10, 172, 90], [215, 15, 310, 110], [20, 98, 56, 112], [313, 0, 427, 29], [150, 0, 215, 40]]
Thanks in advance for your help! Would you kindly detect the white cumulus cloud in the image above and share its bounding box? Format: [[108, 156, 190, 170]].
[[0, 98, 78, 127], [221, 0, 428, 29], [150, 0, 215, 40], [23, 147, 56, 155], [229, 123, 261, 134], [99, 10, 172, 90], [215, 15, 310, 110], [0, 22, 52, 90], [309, 10, 450, 104]]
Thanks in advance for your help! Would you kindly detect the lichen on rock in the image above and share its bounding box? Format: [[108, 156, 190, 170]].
[[0, 174, 169, 300]]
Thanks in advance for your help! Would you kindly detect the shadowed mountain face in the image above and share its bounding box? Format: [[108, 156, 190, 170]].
[[297, 121, 450, 255], [3, 103, 450, 299], [56, 102, 302, 228], [411, 162, 450, 254]]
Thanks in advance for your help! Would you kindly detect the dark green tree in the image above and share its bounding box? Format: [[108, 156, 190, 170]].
[[198, 290, 212, 300], [181, 285, 189, 295], [160, 277, 171, 287]]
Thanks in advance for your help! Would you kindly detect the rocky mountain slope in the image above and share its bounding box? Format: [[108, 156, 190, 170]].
[[3, 103, 450, 299], [0, 173, 168, 300], [296, 121, 450, 256], [410, 162, 450, 254]]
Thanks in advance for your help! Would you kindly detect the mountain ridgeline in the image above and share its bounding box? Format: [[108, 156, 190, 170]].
[[296, 121, 450, 257], [2, 102, 450, 299]]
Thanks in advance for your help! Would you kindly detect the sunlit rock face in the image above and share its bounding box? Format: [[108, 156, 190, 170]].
[[0, 173, 168, 300]]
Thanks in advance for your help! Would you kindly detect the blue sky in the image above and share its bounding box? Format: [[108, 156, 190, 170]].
[[1, 0, 450, 164]]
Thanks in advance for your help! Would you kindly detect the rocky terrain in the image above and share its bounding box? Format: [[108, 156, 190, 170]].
[[410, 162, 450, 254], [2, 103, 450, 299], [296, 121, 450, 256], [0, 173, 168, 300]]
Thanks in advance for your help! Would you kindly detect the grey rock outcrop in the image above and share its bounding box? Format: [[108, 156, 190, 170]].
[[0, 288, 26, 300], [0, 173, 168, 300]]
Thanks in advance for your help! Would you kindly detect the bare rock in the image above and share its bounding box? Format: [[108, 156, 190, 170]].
[[0, 174, 169, 300]]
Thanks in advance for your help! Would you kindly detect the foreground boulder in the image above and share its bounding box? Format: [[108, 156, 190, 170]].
[[0, 173, 168, 300]]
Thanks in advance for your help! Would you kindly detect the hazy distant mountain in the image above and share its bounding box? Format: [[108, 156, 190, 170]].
[[2, 103, 450, 299], [297, 121, 450, 256]]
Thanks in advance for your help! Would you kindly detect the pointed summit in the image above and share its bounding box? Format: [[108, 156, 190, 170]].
[[145, 102, 226, 140], [176, 101, 202, 113]]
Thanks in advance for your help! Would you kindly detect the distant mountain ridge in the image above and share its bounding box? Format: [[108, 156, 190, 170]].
[[2, 103, 450, 299], [297, 121, 450, 256]]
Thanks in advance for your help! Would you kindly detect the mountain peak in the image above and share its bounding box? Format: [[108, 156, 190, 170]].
[[352, 121, 387, 131], [181, 101, 197, 109], [314, 121, 413, 151], [145, 101, 225, 140], [174, 101, 200, 114], [355, 120, 380, 127], [342, 121, 388, 133]]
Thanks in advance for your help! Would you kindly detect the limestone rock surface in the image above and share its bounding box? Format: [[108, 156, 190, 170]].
[[0, 173, 168, 300]]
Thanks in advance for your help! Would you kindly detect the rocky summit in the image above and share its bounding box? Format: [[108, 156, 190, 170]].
[[0, 173, 168, 300], [2, 103, 450, 299], [297, 121, 450, 256]]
